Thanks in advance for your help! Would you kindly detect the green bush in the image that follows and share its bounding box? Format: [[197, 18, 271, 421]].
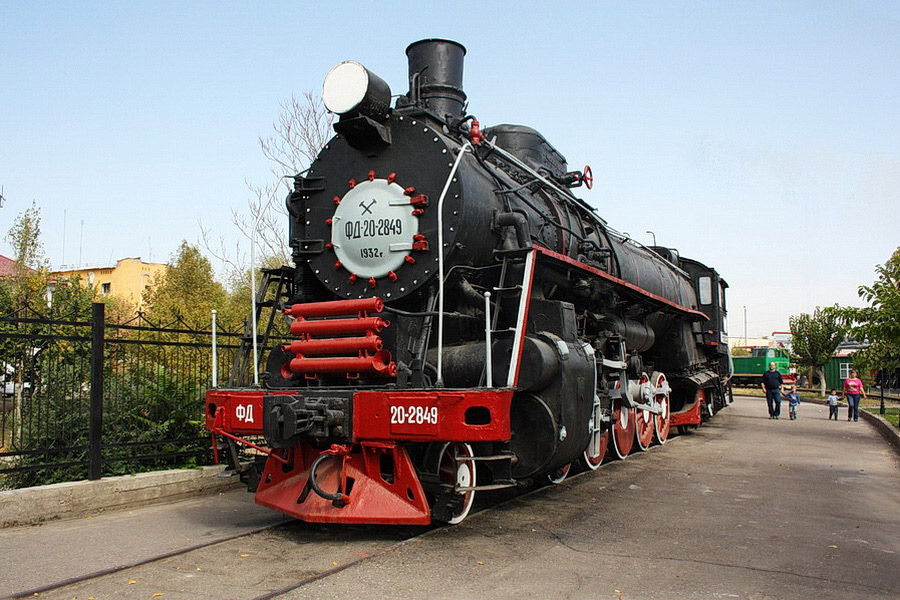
[[2, 340, 213, 490]]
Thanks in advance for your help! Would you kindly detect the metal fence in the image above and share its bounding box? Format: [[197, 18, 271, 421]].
[[0, 302, 243, 489], [873, 368, 900, 416], [874, 368, 900, 394]]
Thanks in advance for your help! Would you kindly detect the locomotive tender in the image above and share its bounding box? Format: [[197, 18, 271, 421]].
[[206, 39, 731, 525]]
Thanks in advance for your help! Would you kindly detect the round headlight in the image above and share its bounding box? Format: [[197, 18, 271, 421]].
[[322, 61, 391, 119]]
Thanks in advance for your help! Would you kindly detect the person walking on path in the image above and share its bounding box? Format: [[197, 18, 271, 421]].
[[843, 370, 867, 422], [826, 389, 840, 420], [786, 386, 801, 420], [761, 362, 784, 419]]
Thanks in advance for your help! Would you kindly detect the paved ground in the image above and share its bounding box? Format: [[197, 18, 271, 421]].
[[287, 397, 900, 600], [0, 488, 288, 597], [3, 396, 898, 599]]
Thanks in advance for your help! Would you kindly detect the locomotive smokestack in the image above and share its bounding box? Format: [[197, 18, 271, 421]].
[[405, 39, 467, 119]]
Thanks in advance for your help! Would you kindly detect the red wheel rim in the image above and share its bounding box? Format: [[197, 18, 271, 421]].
[[582, 431, 609, 470], [634, 374, 653, 451], [582, 395, 609, 470], [635, 405, 654, 450], [547, 462, 572, 484], [611, 398, 635, 459], [653, 373, 671, 444], [437, 442, 476, 525], [696, 388, 708, 421]]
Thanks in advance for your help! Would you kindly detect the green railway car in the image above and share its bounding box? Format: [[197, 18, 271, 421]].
[[731, 347, 795, 386]]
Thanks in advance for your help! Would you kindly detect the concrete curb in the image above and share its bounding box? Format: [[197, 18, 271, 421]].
[[801, 396, 900, 457], [0, 465, 240, 529], [860, 409, 900, 457]]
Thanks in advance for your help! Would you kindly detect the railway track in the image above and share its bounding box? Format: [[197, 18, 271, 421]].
[[2, 463, 583, 600], [4, 432, 694, 599], [3, 483, 528, 600], [6, 519, 435, 600]]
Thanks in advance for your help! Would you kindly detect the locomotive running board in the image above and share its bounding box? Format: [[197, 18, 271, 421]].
[[532, 246, 709, 321]]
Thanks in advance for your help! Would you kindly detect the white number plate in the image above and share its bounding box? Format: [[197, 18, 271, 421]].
[[389, 403, 439, 435]]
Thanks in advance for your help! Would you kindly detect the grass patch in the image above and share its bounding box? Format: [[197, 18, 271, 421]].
[[732, 386, 765, 398], [866, 407, 899, 428]]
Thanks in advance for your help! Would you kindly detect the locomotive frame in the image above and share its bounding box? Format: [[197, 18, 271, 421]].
[[206, 39, 732, 526]]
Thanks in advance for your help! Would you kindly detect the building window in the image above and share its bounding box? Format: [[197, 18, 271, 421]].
[[839, 362, 853, 380], [101, 282, 111, 296]]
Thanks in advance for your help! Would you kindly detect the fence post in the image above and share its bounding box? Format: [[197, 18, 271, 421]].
[[88, 302, 105, 480], [211, 309, 218, 388]]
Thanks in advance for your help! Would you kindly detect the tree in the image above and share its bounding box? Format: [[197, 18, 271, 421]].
[[142, 241, 228, 328], [200, 92, 334, 288], [1, 203, 50, 439], [789, 307, 846, 397], [837, 247, 900, 375], [1, 203, 98, 458], [1, 201, 50, 308], [1, 201, 101, 316]]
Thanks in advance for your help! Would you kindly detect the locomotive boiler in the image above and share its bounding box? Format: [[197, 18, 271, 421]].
[[206, 39, 732, 525]]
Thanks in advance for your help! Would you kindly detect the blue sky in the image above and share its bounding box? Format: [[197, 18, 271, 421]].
[[1, 1, 897, 337]]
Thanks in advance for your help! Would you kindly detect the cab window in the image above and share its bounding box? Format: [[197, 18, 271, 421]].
[[698, 277, 712, 305]]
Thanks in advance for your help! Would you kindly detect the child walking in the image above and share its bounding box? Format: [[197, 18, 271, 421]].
[[786, 386, 801, 420], [827, 389, 840, 420]]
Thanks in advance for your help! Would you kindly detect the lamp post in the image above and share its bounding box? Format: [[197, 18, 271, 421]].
[[211, 309, 218, 388], [250, 210, 265, 386], [743, 306, 747, 346], [646, 230, 657, 246]]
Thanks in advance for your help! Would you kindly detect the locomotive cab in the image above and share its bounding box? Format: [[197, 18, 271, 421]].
[[669, 256, 732, 421]]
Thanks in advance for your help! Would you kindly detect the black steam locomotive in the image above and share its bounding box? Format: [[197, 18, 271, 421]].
[[206, 39, 731, 525]]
